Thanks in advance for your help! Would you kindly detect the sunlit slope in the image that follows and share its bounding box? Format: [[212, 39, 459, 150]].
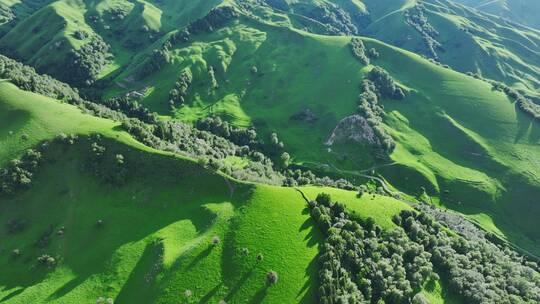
[[110, 14, 540, 253], [0, 81, 136, 166], [0, 0, 226, 81], [454, 0, 540, 30], [366, 38, 540, 253], [363, 0, 540, 99], [0, 81, 414, 303]]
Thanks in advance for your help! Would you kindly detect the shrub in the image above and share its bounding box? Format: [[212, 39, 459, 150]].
[[37, 254, 57, 267], [266, 271, 278, 285]]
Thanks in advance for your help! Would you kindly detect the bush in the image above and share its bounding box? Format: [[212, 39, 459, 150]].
[[266, 271, 278, 285], [212, 235, 220, 246], [37, 254, 57, 267]]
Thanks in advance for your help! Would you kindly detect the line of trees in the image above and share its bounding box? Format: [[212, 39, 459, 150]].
[[309, 193, 436, 303], [0, 54, 359, 189], [308, 193, 540, 303], [396, 210, 540, 303], [404, 4, 441, 60], [491, 81, 540, 121]]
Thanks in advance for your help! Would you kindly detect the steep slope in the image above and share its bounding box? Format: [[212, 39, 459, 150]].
[[1, 0, 539, 254], [0, 81, 416, 303], [362, 0, 540, 99], [453, 0, 540, 29], [103, 7, 540, 255]]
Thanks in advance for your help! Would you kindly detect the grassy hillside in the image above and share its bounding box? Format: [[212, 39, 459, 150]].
[[101, 8, 540, 255], [0, 80, 418, 303], [363, 0, 540, 99], [454, 0, 540, 29]]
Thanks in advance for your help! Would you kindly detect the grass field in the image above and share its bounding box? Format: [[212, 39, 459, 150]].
[[1, 1, 539, 301], [96, 10, 540, 255], [0, 79, 422, 303]]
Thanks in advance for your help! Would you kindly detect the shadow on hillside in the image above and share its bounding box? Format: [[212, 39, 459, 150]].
[[187, 245, 214, 270], [514, 102, 540, 144], [105, 240, 164, 304], [248, 285, 268, 304], [198, 283, 222, 303], [0, 287, 25, 303], [224, 266, 256, 301], [0, 138, 253, 302], [297, 207, 323, 303]]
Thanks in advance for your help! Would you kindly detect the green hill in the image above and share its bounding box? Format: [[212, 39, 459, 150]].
[[1, 1, 540, 302], [362, 0, 540, 99], [453, 0, 540, 30], [2, 0, 538, 254], [0, 81, 416, 303], [92, 7, 540, 255]]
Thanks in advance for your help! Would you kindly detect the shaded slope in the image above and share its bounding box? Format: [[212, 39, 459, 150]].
[[0, 80, 415, 303], [454, 0, 540, 30], [109, 11, 540, 254], [363, 0, 540, 99]]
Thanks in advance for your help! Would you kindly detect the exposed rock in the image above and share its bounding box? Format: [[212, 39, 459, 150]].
[[325, 114, 380, 146]]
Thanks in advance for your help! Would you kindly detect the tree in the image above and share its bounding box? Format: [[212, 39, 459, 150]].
[[266, 271, 278, 286], [280, 152, 290, 167]]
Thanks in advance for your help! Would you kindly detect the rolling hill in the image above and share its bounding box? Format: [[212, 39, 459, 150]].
[[1, 0, 540, 303], [0, 0, 539, 262], [453, 0, 540, 30], [0, 81, 418, 303], [87, 4, 540, 255]]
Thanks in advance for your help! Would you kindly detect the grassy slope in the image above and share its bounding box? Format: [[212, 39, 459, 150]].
[[0, 81, 417, 303], [363, 0, 540, 99], [111, 14, 540, 254], [453, 0, 540, 30], [368, 38, 540, 254], [0, 81, 135, 166]]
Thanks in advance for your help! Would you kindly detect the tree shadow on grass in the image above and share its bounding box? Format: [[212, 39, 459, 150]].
[[298, 206, 322, 303], [186, 245, 214, 270], [248, 285, 269, 304], [514, 102, 534, 143], [528, 118, 540, 144], [224, 266, 256, 302], [113, 241, 164, 304], [198, 283, 222, 304], [0, 288, 25, 303]]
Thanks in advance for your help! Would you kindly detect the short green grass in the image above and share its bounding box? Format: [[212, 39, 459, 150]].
[[102, 13, 540, 256], [0, 79, 422, 303]]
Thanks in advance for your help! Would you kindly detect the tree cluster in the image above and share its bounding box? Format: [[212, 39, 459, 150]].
[[309, 193, 436, 303], [85, 136, 129, 186], [404, 4, 441, 60], [491, 81, 540, 121], [122, 118, 283, 184], [164, 6, 240, 49], [103, 96, 157, 124], [396, 210, 540, 303], [367, 67, 406, 100], [63, 36, 110, 86], [0, 148, 44, 196], [350, 38, 370, 65], [0, 4, 15, 26], [283, 169, 355, 190], [135, 49, 171, 79], [296, 2, 358, 35], [357, 79, 396, 154], [0, 54, 84, 104], [168, 69, 193, 108]]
